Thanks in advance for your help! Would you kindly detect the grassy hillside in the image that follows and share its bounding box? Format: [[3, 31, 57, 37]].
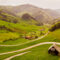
[[0, 5, 60, 60], [49, 22, 60, 31], [5, 29, 60, 60], [0, 29, 59, 53], [43, 29, 60, 42], [0, 20, 41, 42], [0, 12, 47, 43], [0, 9, 40, 25], [11, 29, 60, 60], [0, 26, 59, 60], [0, 32, 19, 42], [0, 9, 45, 43], [0, 4, 53, 24], [0, 9, 20, 23], [12, 44, 59, 60]]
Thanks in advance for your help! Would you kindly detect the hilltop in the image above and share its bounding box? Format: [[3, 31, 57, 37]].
[[1, 4, 60, 24]]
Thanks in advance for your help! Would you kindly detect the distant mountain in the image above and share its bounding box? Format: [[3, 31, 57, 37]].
[[53, 18, 60, 24], [0, 8, 41, 35], [44, 9, 60, 19], [0, 9, 20, 23], [56, 9, 60, 13], [11, 4, 53, 24], [11, 4, 60, 24], [0, 8, 41, 26], [0, 4, 60, 24]]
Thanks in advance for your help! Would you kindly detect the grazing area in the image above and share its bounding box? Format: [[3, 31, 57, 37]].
[[0, 20, 48, 45], [42, 29, 60, 42], [11, 45, 60, 60], [0, 29, 60, 60], [0, 29, 59, 53], [0, 1, 60, 60], [0, 32, 19, 42]]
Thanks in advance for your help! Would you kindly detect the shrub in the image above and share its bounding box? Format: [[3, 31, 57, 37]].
[[0, 32, 20, 42], [49, 22, 60, 31]]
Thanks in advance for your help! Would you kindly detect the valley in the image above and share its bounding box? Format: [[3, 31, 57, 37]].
[[0, 4, 60, 60]]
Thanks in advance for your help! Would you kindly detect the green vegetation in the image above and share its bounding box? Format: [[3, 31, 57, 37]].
[[0, 44, 59, 60], [0, 9, 20, 23], [0, 29, 59, 53], [12, 44, 60, 60], [0, 8, 60, 60], [37, 29, 60, 43], [0, 18, 48, 43], [0, 32, 19, 42], [0, 18, 42, 43], [49, 22, 60, 31]]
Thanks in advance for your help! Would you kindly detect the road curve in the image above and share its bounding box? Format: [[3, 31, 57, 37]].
[[0, 33, 48, 47], [4, 42, 60, 60], [0, 42, 60, 56]]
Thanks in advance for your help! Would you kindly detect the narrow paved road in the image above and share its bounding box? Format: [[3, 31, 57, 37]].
[[4, 42, 60, 60], [0, 33, 48, 47]]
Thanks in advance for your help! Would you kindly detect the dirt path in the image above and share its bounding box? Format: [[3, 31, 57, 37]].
[[4, 51, 31, 60], [4, 42, 60, 60], [0, 42, 60, 56], [0, 33, 48, 47]]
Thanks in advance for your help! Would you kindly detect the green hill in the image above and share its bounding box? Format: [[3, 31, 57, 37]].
[[0, 19, 42, 42], [0, 9, 45, 42], [0, 4, 60, 60], [49, 22, 60, 31]]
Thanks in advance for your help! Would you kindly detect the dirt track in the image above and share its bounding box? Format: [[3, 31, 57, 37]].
[[4, 42, 60, 60], [0, 33, 48, 47]]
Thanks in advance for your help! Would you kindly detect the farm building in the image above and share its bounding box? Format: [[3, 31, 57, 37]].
[[25, 35, 36, 40], [48, 43, 60, 56], [25, 36, 32, 40]]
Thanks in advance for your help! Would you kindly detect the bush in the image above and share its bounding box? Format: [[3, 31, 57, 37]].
[[49, 22, 60, 31], [0, 32, 20, 42]]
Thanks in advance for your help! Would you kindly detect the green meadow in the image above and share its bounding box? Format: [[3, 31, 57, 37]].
[[0, 6, 60, 60], [12, 44, 60, 60]]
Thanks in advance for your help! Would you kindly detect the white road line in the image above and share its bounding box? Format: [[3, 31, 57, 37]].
[[4, 51, 31, 60]]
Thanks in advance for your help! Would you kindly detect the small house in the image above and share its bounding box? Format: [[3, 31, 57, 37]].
[[48, 43, 60, 56], [25, 36, 32, 40]]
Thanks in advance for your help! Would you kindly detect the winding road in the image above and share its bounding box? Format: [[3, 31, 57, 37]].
[[0, 33, 49, 56], [1, 32, 60, 60], [4, 51, 31, 60], [4, 42, 60, 60], [0, 42, 56, 56], [0, 33, 48, 47]]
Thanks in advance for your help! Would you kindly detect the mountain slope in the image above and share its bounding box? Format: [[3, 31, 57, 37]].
[[0, 4, 60, 24], [0, 9, 40, 26], [0, 9, 20, 23], [11, 4, 53, 24], [0, 4, 53, 24], [44, 9, 60, 19]]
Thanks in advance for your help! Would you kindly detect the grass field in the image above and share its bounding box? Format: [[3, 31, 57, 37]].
[[0, 8, 60, 60], [0, 27, 60, 60], [0, 29, 60, 53], [0, 44, 59, 60], [8, 44, 60, 60], [0, 20, 48, 44]]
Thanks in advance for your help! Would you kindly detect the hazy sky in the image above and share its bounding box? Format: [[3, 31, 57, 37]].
[[0, 0, 60, 9]]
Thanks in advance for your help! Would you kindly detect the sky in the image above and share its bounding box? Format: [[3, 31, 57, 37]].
[[0, 0, 60, 9]]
